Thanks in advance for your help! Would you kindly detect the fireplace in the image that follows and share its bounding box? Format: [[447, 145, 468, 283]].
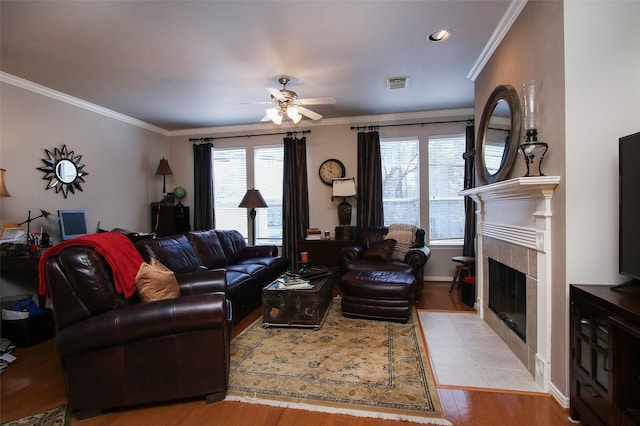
[[488, 258, 527, 341], [460, 176, 560, 393]]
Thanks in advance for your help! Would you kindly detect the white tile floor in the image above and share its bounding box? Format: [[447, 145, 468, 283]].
[[418, 311, 544, 393]]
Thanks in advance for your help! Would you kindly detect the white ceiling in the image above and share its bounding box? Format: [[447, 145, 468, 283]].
[[1, 1, 519, 131]]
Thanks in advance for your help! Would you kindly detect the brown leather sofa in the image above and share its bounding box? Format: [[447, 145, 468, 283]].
[[136, 229, 288, 324], [341, 226, 431, 299], [44, 244, 232, 418]]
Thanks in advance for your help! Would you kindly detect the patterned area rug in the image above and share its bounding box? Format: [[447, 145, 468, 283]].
[[226, 299, 450, 425], [1, 405, 70, 426]]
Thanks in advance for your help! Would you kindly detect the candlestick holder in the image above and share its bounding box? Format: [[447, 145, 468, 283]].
[[298, 261, 312, 274]]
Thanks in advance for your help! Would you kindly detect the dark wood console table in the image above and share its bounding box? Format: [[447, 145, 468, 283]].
[[297, 239, 354, 270], [570, 284, 640, 426]]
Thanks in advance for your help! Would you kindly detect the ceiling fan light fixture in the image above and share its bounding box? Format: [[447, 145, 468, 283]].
[[287, 106, 302, 123], [266, 107, 282, 125]]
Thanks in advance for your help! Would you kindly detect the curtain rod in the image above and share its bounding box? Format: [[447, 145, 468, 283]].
[[189, 129, 311, 142], [350, 119, 473, 131]]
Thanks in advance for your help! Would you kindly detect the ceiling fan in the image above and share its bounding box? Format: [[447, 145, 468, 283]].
[[259, 76, 336, 124]]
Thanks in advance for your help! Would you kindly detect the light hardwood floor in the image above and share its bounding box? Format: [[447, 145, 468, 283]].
[[1, 282, 573, 425]]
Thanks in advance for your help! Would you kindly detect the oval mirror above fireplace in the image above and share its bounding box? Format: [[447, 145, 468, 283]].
[[476, 84, 522, 185]]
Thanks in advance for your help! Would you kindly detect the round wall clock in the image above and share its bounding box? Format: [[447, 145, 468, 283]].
[[318, 158, 345, 185]]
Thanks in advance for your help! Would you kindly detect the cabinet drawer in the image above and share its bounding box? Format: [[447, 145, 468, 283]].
[[575, 374, 609, 425]]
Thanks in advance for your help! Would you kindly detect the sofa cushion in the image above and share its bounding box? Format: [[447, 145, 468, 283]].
[[345, 258, 414, 275], [135, 258, 180, 303], [186, 230, 228, 269], [136, 234, 202, 274], [363, 239, 396, 261], [237, 256, 289, 274], [58, 246, 127, 315], [215, 230, 247, 264]]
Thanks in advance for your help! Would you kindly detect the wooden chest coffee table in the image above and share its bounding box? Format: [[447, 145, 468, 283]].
[[262, 272, 332, 330]]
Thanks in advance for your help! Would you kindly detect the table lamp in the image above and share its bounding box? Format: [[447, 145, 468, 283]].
[[239, 189, 268, 245], [332, 177, 357, 226]]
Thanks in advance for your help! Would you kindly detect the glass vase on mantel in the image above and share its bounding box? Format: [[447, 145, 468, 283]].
[[518, 80, 548, 177]]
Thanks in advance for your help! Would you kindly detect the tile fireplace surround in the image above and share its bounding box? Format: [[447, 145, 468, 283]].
[[460, 176, 560, 392]]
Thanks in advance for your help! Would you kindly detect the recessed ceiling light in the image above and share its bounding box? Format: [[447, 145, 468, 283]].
[[428, 29, 451, 42]]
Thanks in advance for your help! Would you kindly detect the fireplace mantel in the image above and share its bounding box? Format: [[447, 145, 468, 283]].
[[460, 175, 561, 397], [460, 176, 561, 201]]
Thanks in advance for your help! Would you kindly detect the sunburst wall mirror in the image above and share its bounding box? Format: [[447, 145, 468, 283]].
[[38, 145, 89, 198]]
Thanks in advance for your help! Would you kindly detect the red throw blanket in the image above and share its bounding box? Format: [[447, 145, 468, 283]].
[[38, 232, 143, 299]]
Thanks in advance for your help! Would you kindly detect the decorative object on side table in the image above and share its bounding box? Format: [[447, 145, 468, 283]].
[[518, 80, 549, 176], [331, 177, 357, 226], [37, 145, 89, 198], [173, 186, 186, 205], [238, 188, 268, 245]]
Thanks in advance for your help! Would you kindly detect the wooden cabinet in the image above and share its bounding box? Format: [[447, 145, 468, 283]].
[[570, 284, 640, 426], [151, 203, 190, 237]]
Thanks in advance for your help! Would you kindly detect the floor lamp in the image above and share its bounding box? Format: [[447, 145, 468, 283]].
[[239, 189, 268, 246]]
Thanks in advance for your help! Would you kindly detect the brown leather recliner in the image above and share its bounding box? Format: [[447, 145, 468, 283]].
[[341, 226, 431, 299], [44, 245, 232, 419]]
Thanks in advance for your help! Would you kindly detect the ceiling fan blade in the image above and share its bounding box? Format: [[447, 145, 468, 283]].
[[297, 106, 323, 120], [267, 88, 286, 100], [297, 97, 336, 105], [260, 115, 272, 122]]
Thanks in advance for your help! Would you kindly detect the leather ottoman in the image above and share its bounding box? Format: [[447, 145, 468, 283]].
[[340, 270, 416, 323]]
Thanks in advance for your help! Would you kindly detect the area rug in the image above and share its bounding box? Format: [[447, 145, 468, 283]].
[[226, 299, 451, 425], [1, 405, 70, 426]]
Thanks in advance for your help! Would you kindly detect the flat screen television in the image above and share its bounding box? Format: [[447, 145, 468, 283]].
[[58, 210, 88, 240], [619, 131, 640, 285]]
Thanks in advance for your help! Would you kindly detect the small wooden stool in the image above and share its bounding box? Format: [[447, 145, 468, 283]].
[[449, 256, 475, 293]]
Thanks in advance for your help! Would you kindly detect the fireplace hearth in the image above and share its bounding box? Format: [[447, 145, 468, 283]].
[[488, 258, 526, 341]]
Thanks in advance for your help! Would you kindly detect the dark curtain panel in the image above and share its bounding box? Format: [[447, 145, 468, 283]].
[[282, 136, 309, 270], [192, 142, 215, 231], [356, 130, 384, 229], [462, 122, 476, 257]]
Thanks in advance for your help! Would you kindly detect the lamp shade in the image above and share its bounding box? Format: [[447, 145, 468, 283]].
[[238, 189, 268, 209], [332, 177, 356, 197], [265, 108, 283, 125], [0, 168, 10, 197], [155, 158, 173, 176]]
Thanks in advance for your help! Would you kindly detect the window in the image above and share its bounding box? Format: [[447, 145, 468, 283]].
[[254, 146, 283, 244], [213, 145, 283, 245], [213, 148, 247, 236], [428, 135, 465, 242], [380, 138, 420, 226]]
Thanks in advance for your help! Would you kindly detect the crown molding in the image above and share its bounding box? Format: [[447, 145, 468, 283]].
[[2, 71, 473, 138], [0, 72, 169, 136], [467, 0, 528, 81]]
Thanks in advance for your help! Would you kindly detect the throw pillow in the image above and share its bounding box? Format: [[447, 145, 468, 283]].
[[386, 224, 417, 261], [363, 239, 397, 261], [135, 258, 180, 303]]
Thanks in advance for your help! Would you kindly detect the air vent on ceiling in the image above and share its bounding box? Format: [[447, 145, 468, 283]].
[[387, 77, 409, 90]]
